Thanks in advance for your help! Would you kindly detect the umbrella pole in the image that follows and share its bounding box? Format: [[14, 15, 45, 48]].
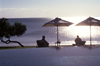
[[57, 25, 59, 42], [56, 25, 61, 47], [56, 25, 58, 47], [90, 22, 92, 47]]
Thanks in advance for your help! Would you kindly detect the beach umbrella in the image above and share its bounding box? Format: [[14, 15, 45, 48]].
[[43, 17, 73, 44], [76, 17, 100, 46]]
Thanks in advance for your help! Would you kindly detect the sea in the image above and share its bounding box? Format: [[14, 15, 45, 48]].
[[0, 17, 100, 46]]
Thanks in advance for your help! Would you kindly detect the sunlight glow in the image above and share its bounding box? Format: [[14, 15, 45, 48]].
[[59, 26, 100, 39], [59, 17, 100, 39], [60, 17, 87, 24]]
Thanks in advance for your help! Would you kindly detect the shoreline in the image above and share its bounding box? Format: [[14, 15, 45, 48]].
[[0, 44, 100, 50]]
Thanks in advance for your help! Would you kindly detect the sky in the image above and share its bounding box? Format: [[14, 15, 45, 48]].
[[0, 0, 100, 18]]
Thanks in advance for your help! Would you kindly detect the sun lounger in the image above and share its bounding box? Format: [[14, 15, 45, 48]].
[[73, 41, 86, 46], [37, 40, 49, 47]]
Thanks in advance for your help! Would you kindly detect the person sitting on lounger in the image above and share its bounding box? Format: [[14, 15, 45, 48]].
[[37, 35, 49, 47], [41, 35, 49, 46], [75, 35, 86, 46]]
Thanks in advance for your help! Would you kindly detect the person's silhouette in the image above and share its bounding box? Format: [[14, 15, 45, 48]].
[[37, 35, 49, 47], [42, 36, 49, 46], [75, 35, 86, 46]]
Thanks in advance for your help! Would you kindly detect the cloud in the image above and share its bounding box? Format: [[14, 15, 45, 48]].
[[0, 8, 65, 18], [0, 7, 100, 18], [0, 8, 40, 18]]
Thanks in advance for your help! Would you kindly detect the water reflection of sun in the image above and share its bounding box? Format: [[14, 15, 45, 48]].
[[59, 17, 100, 39], [64, 26, 99, 38]]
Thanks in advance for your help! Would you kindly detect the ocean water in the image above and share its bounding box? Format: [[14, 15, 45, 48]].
[[0, 17, 100, 46]]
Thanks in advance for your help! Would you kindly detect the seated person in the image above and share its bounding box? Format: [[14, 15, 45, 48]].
[[37, 35, 49, 47], [75, 35, 86, 46]]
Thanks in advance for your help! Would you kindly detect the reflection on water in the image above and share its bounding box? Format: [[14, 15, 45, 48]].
[[60, 17, 100, 39], [59, 56, 100, 66], [57, 26, 100, 45], [59, 26, 100, 39]]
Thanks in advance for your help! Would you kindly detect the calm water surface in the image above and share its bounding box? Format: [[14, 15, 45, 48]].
[[0, 17, 100, 46], [0, 46, 100, 66]]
